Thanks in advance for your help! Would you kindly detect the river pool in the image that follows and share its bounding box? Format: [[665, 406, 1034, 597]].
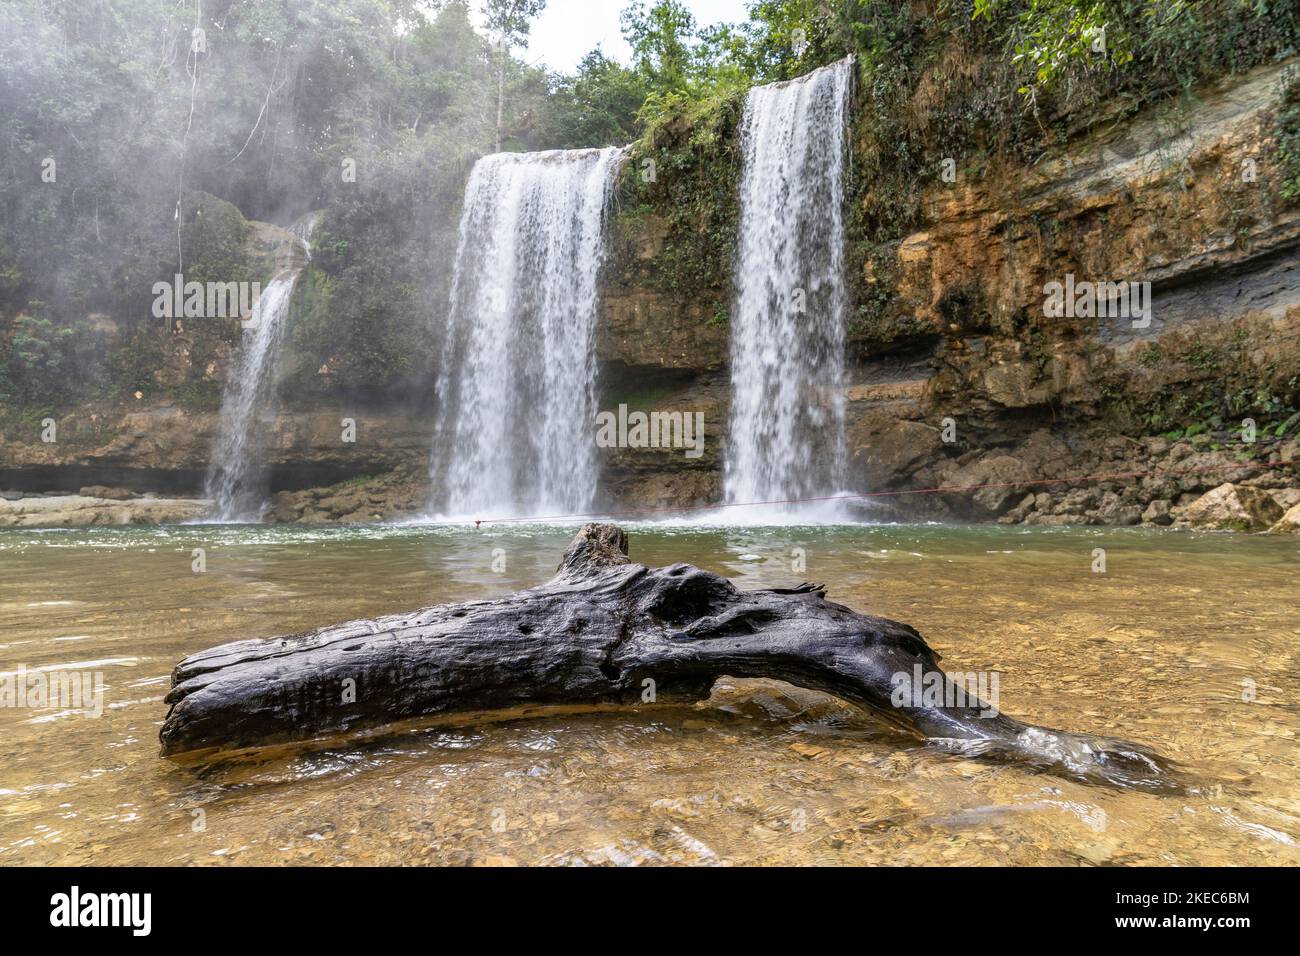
[[1, 521, 1296, 865]]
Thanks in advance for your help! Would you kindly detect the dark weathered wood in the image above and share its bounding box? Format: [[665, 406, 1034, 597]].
[[161, 523, 1174, 789]]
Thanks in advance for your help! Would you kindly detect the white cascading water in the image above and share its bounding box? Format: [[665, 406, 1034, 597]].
[[205, 212, 319, 521], [724, 58, 853, 511], [430, 147, 624, 518]]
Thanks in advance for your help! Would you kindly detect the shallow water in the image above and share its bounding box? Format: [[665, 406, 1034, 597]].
[[1, 522, 1296, 866]]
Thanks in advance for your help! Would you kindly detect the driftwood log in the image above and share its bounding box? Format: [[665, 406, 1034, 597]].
[[161, 523, 1173, 789]]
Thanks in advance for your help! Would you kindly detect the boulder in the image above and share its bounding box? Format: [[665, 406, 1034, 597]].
[[1094, 495, 1142, 525], [1027, 513, 1089, 526], [267, 491, 305, 524], [1182, 483, 1283, 531], [944, 454, 1032, 516], [853, 418, 944, 486], [1057, 487, 1099, 516], [1270, 488, 1300, 510], [1267, 502, 1300, 534], [997, 493, 1038, 524], [1141, 499, 1174, 526]]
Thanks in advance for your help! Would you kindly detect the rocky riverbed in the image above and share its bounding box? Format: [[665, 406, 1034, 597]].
[[930, 431, 1300, 531], [2, 401, 1299, 530]]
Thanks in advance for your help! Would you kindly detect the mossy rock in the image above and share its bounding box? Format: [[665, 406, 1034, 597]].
[[179, 191, 255, 287]]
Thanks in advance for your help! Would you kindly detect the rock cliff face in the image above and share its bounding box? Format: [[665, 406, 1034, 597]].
[[593, 57, 1300, 526], [1, 211, 435, 523], [4, 61, 1297, 527], [0, 402, 434, 521]]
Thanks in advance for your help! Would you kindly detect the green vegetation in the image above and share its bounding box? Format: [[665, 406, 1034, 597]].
[[1276, 67, 1300, 204], [482, 0, 550, 152], [616, 87, 744, 314], [1, 0, 1298, 421], [606, 0, 842, 315], [0, 0, 558, 413], [539, 52, 651, 150], [842, 0, 1298, 342], [1104, 322, 1300, 442], [178, 195, 255, 289], [605, 0, 1299, 347], [9, 315, 79, 405]]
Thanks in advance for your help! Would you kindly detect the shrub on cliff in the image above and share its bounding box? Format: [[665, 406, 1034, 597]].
[[177, 193, 254, 290], [1276, 68, 1300, 204], [7, 314, 105, 406]]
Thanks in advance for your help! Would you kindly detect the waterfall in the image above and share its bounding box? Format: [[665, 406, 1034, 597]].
[[430, 147, 624, 518], [205, 212, 319, 522], [724, 58, 853, 509]]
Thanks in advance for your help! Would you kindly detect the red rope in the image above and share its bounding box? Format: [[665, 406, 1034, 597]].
[[469, 456, 1299, 526]]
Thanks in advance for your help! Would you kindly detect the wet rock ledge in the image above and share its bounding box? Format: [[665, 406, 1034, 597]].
[[0, 489, 209, 527]]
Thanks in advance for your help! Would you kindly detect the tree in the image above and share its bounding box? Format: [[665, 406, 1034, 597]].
[[620, 0, 699, 93], [974, 0, 1132, 97], [721, 0, 839, 82], [10, 315, 79, 405], [538, 50, 650, 148], [481, 0, 548, 152]]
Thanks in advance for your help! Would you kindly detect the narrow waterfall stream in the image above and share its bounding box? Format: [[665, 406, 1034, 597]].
[[205, 212, 320, 521], [430, 147, 625, 518], [724, 58, 854, 510]]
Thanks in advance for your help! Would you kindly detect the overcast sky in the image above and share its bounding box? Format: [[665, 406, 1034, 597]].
[[476, 0, 752, 74]]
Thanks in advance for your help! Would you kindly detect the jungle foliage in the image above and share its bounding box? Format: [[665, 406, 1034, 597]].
[[2, 0, 1298, 414], [0, 0, 545, 408]]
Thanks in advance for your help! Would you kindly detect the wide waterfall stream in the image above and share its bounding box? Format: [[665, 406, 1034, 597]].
[[430, 147, 625, 519], [725, 58, 853, 510]]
